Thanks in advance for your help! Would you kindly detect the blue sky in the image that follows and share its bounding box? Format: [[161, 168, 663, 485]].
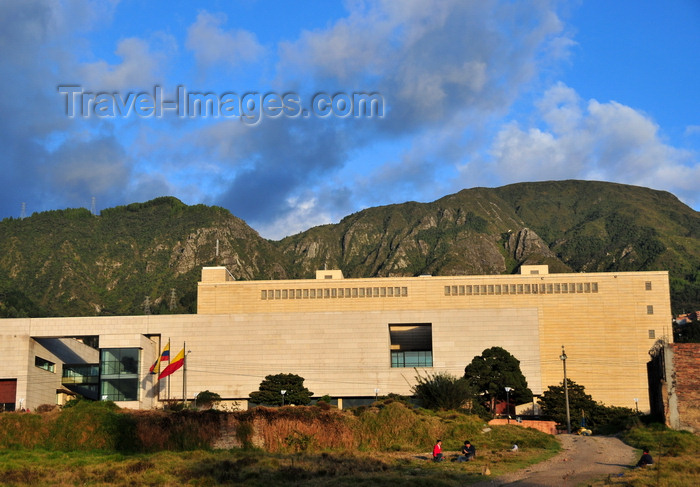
[[1, 0, 698, 239]]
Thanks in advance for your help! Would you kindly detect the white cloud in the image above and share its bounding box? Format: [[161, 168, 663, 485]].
[[482, 83, 700, 207], [186, 11, 265, 70], [255, 195, 335, 240], [78, 37, 170, 90], [279, 0, 572, 127]]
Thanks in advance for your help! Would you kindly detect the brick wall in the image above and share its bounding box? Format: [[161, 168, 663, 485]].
[[670, 343, 700, 433], [488, 419, 558, 435]]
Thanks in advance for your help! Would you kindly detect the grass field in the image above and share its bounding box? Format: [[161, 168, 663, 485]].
[[0, 443, 562, 486], [0, 401, 697, 486]]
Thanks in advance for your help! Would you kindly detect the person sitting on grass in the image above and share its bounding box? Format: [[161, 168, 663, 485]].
[[636, 448, 653, 468], [432, 439, 444, 462], [458, 440, 476, 462]]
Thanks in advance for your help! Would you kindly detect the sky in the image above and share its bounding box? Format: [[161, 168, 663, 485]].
[[1, 0, 698, 239]]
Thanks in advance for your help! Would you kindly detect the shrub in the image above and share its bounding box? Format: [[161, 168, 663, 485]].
[[413, 371, 477, 411]]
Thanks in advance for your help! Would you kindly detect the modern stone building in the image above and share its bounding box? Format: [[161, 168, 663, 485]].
[[0, 265, 671, 412]]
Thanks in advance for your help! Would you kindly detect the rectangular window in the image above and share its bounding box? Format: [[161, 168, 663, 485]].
[[346, 288, 351, 298], [466, 285, 472, 295], [395, 287, 401, 297], [274, 290, 281, 299], [561, 283, 568, 293], [100, 348, 139, 402], [576, 283, 583, 293], [324, 289, 330, 298], [554, 283, 560, 293], [261, 290, 267, 300], [648, 329, 656, 339], [380, 287, 386, 297], [473, 285, 480, 296], [389, 323, 433, 368], [296, 289, 302, 299], [331, 288, 337, 298], [645, 281, 652, 291], [310, 289, 316, 298], [510, 284, 517, 294], [459, 285, 465, 295], [488, 285, 494, 295], [524, 284, 530, 294], [592, 282, 598, 293], [281, 290, 288, 299], [517, 284, 523, 294], [352, 288, 358, 297], [35, 356, 55, 373], [584, 283, 591, 293], [647, 305, 654, 315], [317, 289, 323, 298], [451, 285, 458, 296], [359, 288, 365, 297], [338, 288, 344, 298], [401, 287, 408, 296]]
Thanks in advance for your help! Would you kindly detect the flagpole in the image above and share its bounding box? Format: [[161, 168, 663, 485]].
[[167, 338, 171, 402], [183, 342, 187, 407], [155, 339, 161, 402]]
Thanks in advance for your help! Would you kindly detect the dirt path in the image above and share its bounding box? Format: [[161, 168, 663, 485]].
[[472, 434, 637, 487]]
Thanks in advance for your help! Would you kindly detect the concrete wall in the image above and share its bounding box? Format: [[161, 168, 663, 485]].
[[0, 267, 672, 411]]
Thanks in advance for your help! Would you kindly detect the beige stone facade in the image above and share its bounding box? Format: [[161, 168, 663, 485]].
[[0, 265, 671, 412]]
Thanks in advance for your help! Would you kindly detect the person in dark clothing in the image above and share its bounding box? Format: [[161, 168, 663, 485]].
[[636, 448, 653, 467], [458, 440, 476, 462]]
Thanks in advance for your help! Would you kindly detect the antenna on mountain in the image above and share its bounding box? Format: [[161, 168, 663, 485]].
[[143, 296, 151, 315], [20, 202, 26, 219], [91, 196, 96, 216], [169, 288, 177, 311]]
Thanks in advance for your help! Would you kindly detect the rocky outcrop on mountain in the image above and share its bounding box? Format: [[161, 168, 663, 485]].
[[506, 228, 556, 262]]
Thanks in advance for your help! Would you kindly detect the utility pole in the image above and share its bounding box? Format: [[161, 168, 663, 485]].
[[560, 345, 571, 434], [505, 387, 513, 423]]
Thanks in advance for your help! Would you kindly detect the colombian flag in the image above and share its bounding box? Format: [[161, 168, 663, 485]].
[[158, 347, 185, 380], [149, 342, 170, 375]]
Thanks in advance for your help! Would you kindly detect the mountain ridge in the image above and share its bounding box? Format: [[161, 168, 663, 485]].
[[1, 181, 698, 317]]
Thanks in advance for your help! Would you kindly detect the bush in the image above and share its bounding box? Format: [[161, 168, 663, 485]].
[[412, 371, 477, 411]]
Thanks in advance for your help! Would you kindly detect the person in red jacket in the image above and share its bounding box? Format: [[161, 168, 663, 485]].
[[432, 439, 444, 462]]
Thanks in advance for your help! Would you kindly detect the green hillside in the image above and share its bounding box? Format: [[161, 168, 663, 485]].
[[1, 181, 698, 318]]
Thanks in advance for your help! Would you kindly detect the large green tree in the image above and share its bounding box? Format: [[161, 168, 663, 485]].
[[539, 379, 637, 433], [463, 346, 533, 412], [249, 373, 313, 406], [539, 378, 596, 430]]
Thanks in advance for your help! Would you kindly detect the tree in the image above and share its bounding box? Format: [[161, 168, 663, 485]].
[[539, 379, 597, 430], [539, 379, 637, 434], [412, 371, 481, 411], [194, 390, 221, 410], [249, 373, 313, 406], [464, 346, 533, 412]]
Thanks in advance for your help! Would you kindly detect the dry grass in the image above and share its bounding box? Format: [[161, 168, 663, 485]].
[[0, 445, 562, 486]]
